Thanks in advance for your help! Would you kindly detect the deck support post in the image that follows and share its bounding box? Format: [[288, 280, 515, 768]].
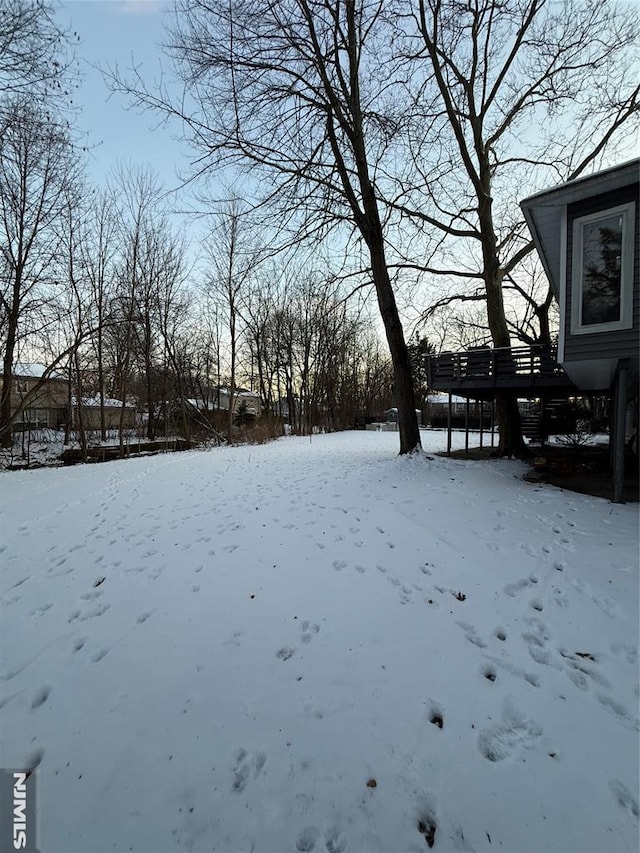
[[612, 362, 628, 503], [465, 397, 470, 453], [479, 400, 483, 450], [492, 399, 496, 446], [447, 391, 452, 456]]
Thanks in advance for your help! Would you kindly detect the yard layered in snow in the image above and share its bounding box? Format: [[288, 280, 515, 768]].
[[1, 430, 638, 853]]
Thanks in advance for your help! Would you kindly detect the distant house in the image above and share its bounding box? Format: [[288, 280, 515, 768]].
[[3, 363, 68, 430], [521, 158, 639, 500], [1, 364, 137, 433], [71, 396, 138, 431], [186, 387, 262, 417], [230, 389, 261, 417], [425, 394, 468, 418]]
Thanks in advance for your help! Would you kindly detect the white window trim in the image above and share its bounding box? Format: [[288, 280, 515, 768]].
[[570, 201, 634, 335]]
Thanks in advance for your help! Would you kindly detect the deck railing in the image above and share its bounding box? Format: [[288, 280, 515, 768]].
[[427, 345, 565, 388]]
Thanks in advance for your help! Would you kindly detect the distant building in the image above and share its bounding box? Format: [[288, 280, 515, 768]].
[[1, 364, 136, 433]]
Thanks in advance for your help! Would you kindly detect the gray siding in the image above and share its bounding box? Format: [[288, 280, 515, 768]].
[[564, 184, 639, 377], [526, 203, 562, 299]]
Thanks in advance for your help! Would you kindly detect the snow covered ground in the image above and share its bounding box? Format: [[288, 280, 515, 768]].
[[1, 430, 638, 853]]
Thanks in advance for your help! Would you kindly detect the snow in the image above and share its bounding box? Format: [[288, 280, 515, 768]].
[[0, 430, 638, 853], [71, 395, 129, 409], [12, 363, 65, 380], [427, 393, 470, 406]]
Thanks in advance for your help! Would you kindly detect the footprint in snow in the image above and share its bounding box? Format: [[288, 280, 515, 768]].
[[92, 648, 110, 663], [597, 694, 640, 731], [324, 826, 347, 853], [231, 748, 266, 793], [456, 621, 486, 648], [295, 827, 319, 851], [301, 622, 320, 644], [31, 686, 51, 710], [609, 780, 640, 819], [522, 629, 553, 666], [503, 577, 532, 597], [611, 642, 638, 665], [416, 794, 438, 849], [77, 603, 111, 622], [552, 589, 569, 608], [488, 657, 541, 688], [482, 664, 497, 682], [277, 647, 295, 661], [429, 703, 444, 729], [80, 590, 102, 602], [332, 560, 347, 572], [478, 698, 542, 762]]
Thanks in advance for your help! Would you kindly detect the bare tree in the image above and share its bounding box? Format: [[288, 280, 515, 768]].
[[391, 0, 639, 455], [109, 166, 162, 451], [205, 201, 260, 439], [112, 0, 421, 453], [0, 98, 77, 446], [79, 189, 120, 441], [0, 0, 79, 117]]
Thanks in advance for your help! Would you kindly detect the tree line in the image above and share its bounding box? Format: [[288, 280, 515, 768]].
[[2, 0, 638, 457]]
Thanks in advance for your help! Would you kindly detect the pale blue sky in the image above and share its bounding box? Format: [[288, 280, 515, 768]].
[[60, 0, 190, 194]]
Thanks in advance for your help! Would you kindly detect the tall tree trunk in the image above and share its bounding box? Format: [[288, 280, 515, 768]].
[[0, 320, 17, 448], [368, 241, 421, 454], [0, 271, 22, 448], [478, 163, 527, 458]]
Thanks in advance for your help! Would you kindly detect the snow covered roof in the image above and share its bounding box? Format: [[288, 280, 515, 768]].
[[71, 396, 131, 409], [13, 362, 65, 380], [216, 387, 259, 398], [186, 398, 220, 411], [428, 392, 468, 406]]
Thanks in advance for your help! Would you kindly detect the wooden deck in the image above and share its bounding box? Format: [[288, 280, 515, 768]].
[[426, 345, 577, 399]]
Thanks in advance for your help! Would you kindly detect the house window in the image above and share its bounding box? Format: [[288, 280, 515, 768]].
[[571, 202, 634, 334], [15, 378, 27, 393], [22, 409, 49, 428]]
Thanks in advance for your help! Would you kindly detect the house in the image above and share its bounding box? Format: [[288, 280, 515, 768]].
[[3, 363, 68, 430], [425, 393, 470, 418], [1, 364, 137, 434], [187, 387, 261, 417], [521, 158, 639, 501], [424, 159, 638, 499], [71, 396, 138, 431]]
